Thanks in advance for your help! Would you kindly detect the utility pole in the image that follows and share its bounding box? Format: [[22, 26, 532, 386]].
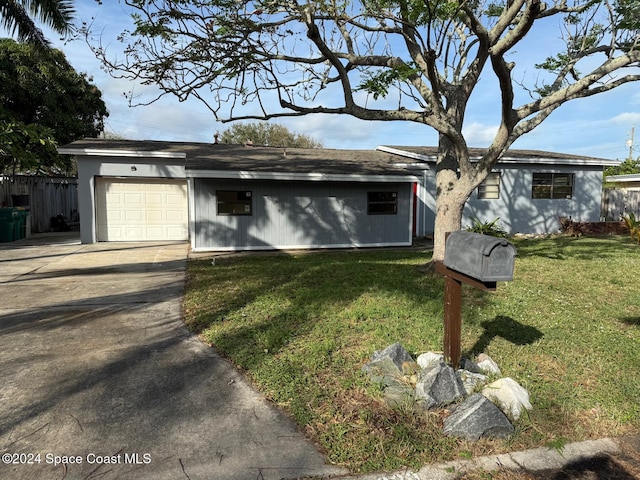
[[627, 127, 635, 160]]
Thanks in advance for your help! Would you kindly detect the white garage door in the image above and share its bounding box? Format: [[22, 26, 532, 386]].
[[96, 178, 188, 241]]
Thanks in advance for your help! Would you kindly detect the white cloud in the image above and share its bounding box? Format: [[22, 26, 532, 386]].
[[609, 112, 640, 125], [462, 122, 499, 146]]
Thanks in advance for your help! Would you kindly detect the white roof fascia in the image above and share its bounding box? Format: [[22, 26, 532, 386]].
[[497, 156, 619, 167], [393, 163, 431, 170], [57, 148, 186, 159], [606, 174, 640, 183], [378, 146, 619, 167], [376, 145, 433, 162], [186, 169, 419, 183]]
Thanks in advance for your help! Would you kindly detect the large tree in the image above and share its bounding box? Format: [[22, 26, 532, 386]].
[[90, 0, 639, 260], [219, 122, 323, 148], [0, 38, 108, 174], [0, 0, 74, 49]]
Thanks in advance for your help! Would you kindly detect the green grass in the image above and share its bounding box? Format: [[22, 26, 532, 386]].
[[184, 236, 640, 473]]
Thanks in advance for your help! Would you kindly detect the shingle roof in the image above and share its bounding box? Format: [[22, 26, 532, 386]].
[[59, 139, 620, 173], [59, 139, 415, 177], [185, 143, 413, 176]]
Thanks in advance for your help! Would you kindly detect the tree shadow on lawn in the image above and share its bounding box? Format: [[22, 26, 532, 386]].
[[465, 315, 544, 358], [185, 251, 443, 369], [620, 316, 640, 327], [512, 236, 636, 261]]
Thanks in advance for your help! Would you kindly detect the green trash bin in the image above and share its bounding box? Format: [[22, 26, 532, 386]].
[[15, 209, 28, 240], [0, 208, 18, 242]]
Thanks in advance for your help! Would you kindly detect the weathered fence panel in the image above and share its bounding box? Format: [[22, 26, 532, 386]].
[[0, 175, 78, 234], [601, 188, 640, 221]]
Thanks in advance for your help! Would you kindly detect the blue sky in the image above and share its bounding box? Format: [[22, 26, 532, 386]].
[[4, 1, 640, 159]]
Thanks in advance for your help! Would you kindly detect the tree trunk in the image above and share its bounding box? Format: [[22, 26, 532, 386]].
[[432, 187, 467, 262], [431, 137, 474, 263]]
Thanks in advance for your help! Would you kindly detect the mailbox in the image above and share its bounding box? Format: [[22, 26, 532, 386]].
[[444, 231, 516, 282]]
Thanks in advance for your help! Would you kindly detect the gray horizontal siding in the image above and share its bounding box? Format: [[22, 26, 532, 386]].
[[193, 179, 412, 250], [416, 165, 605, 235], [463, 166, 604, 234]]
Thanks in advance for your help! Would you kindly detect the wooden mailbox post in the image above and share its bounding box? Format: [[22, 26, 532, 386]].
[[436, 232, 517, 368]]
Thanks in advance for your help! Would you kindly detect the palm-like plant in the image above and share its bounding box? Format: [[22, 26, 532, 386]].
[[622, 213, 640, 244], [0, 0, 75, 50]]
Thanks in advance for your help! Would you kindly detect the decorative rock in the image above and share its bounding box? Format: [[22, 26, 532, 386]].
[[477, 353, 501, 376], [456, 369, 488, 395], [416, 351, 444, 370], [362, 343, 416, 383], [415, 362, 465, 410], [443, 393, 515, 441], [482, 377, 533, 421], [461, 358, 482, 374], [384, 383, 416, 411]]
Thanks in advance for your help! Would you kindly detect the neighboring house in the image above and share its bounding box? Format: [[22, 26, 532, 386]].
[[605, 173, 640, 190], [378, 146, 618, 236], [602, 173, 640, 220], [58, 139, 618, 251]]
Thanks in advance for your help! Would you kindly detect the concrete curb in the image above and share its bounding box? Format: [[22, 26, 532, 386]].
[[326, 437, 620, 480]]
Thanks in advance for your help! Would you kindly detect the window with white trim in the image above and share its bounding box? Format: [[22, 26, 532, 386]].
[[367, 191, 398, 214], [217, 190, 252, 215], [531, 173, 574, 199], [478, 172, 501, 199]]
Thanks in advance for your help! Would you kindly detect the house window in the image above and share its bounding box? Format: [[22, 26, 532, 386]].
[[368, 191, 397, 214], [217, 190, 252, 215], [478, 172, 501, 199], [532, 173, 574, 199]]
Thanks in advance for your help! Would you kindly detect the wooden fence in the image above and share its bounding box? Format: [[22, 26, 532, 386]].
[[601, 188, 640, 221], [0, 175, 78, 234]]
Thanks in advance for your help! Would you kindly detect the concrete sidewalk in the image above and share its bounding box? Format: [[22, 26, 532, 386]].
[[0, 234, 345, 479], [330, 435, 640, 479]]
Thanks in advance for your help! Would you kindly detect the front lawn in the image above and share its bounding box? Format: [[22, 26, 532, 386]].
[[183, 236, 640, 473]]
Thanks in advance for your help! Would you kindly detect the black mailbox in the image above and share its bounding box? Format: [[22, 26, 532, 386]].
[[444, 231, 516, 282]]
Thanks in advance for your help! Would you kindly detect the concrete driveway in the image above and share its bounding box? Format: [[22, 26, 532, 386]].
[[0, 234, 345, 480]]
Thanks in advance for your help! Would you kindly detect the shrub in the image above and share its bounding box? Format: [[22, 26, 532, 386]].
[[622, 213, 640, 244], [465, 217, 507, 237]]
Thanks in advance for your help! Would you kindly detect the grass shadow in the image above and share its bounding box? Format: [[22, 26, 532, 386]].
[[184, 250, 441, 360], [466, 315, 544, 357], [620, 316, 640, 327], [512, 235, 637, 261]]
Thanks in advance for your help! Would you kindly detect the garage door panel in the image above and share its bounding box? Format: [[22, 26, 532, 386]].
[[146, 211, 163, 222], [166, 194, 183, 205], [106, 211, 123, 221], [125, 193, 143, 204], [125, 211, 143, 221], [145, 193, 163, 203], [106, 193, 123, 204], [165, 210, 185, 221], [96, 178, 188, 241]]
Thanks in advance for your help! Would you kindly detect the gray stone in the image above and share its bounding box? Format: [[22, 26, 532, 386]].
[[477, 353, 502, 375], [443, 393, 515, 441], [415, 362, 465, 410], [417, 351, 444, 370], [461, 358, 482, 374], [457, 369, 488, 395], [362, 343, 416, 383], [384, 384, 416, 411], [482, 377, 533, 421]]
